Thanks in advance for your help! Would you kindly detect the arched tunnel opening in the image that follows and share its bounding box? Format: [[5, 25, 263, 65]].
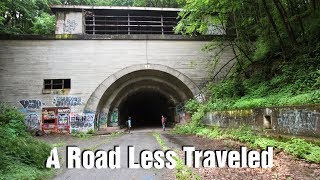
[[90, 66, 200, 131], [118, 90, 175, 128]]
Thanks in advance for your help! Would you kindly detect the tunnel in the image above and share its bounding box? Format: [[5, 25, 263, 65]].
[[85, 64, 201, 130], [118, 89, 175, 127]]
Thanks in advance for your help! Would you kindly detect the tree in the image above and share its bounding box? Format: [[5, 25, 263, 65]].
[[31, 12, 55, 35]]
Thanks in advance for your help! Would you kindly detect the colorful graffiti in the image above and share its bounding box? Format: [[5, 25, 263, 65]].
[[58, 112, 69, 126], [19, 99, 43, 110], [70, 113, 95, 132], [53, 96, 82, 107], [109, 109, 118, 127], [99, 113, 108, 129]]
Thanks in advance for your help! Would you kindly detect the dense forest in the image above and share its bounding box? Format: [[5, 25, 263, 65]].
[[177, 0, 320, 113]]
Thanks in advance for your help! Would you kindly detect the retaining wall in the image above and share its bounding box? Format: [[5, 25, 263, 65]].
[[202, 105, 320, 137]]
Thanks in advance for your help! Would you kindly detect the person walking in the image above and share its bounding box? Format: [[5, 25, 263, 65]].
[[127, 117, 132, 133], [161, 115, 166, 131]]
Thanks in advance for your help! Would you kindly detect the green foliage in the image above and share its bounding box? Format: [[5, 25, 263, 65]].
[[31, 12, 55, 35], [71, 130, 94, 139], [173, 125, 320, 163], [152, 132, 199, 180], [176, 0, 320, 110], [0, 103, 53, 179], [184, 99, 200, 115]]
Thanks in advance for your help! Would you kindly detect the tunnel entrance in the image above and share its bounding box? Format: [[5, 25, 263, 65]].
[[85, 64, 201, 130], [119, 90, 174, 128]]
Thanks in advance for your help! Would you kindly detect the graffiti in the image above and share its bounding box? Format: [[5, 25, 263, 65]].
[[43, 109, 56, 119], [70, 113, 95, 132], [58, 113, 69, 125], [195, 93, 205, 103], [25, 113, 40, 130], [19, 99, 43, 110], [53, 96, 82, 107], [109, 109, 118, 127], [63, 19, 78, 33], [99, 113, 108, 129], [278, 110, 318, 134]]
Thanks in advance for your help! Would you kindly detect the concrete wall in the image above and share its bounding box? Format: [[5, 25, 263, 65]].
[[0, 39, 233, 132], [202, 105, 320, 137], [55, 11, 83, 34]]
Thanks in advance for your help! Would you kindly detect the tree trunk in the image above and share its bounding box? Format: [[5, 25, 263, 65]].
[[261, 0, 285, 53], [273, 0, 297, 44]]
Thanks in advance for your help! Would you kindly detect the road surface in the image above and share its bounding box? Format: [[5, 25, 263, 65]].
[[53, 128, 174, 180]]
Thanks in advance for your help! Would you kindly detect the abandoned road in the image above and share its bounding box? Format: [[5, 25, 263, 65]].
[[51, 129, 173, 180], [38, 128, 320, 180]]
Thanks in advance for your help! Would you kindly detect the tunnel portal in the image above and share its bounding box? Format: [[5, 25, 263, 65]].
[[85, 64, 201, 130], [119, 89, 175, 127]]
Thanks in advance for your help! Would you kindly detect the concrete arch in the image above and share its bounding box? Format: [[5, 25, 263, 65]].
[[84, 63, 200, 113]]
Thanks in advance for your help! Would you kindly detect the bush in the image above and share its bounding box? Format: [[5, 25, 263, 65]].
[[0, 103, 52, 179], [31, 12, 55, 35]]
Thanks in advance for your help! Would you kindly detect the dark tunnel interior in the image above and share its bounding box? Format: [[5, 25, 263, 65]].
[[118, 90, 175, 128]]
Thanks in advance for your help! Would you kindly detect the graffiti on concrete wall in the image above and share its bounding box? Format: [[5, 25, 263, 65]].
[[70, 113, 95, 132], [53, 96, 82, 107], [109, 109, 118, 127], [19, 99, 43, 110], [58, 113, 69, 125], [63, 19, 78, 33], [25, 113, 40, 130], [278, 110, 318, 134], [99, 113, 108, 129]]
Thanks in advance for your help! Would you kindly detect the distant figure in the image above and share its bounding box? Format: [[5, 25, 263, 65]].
[[161, 115, 166, 131], [127, 117, 132, 133]]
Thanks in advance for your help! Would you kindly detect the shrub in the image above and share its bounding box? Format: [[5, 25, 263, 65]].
[[0, 103, 52, 179]]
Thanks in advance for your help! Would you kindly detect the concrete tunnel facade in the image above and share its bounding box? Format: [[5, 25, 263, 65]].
[[0, 5, 235, 133], [84, 64, 200, 129]]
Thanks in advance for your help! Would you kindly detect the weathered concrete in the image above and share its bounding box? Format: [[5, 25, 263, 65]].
[[0, 39, 234, 132], [202, 105, 320, 137]]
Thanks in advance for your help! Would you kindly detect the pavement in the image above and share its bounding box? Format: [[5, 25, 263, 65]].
[[53, 128, 174, 180]]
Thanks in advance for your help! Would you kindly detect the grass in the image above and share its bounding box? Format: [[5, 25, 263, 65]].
[[86, 132, 123, 151], [71, 131, 94, 139], [173, 124, 320, 164], [152, 132, 200, 180]]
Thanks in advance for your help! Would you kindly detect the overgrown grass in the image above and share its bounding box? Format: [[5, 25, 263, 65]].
[[188, 51, 320, 111], [71, 130, 94, 139], [152, 133, 199, 180], [173, 124, 320, 163], [0, 103, 53, 179]]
